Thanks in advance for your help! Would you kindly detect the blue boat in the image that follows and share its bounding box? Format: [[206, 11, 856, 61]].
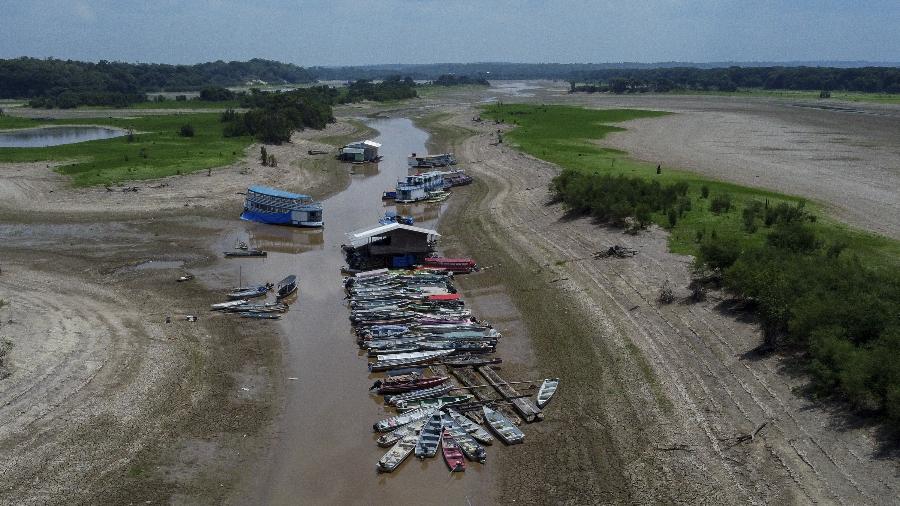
[[395, 172, 445, 203], [241, 185, 323, 227], [379, 210, 414, 226]]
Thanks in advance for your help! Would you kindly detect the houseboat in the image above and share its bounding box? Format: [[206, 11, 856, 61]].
[[395, 172, 445, 203], [408, 152, 456, 168], [241, 185, 324, 228]]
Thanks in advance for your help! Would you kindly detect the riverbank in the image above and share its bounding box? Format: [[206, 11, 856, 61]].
[[420, 105, 900, 503], [0, 117, 369, 503]]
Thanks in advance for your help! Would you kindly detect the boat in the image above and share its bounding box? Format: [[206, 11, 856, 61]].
[[394, 172, 445, 203], [414, 412, 444, 459], [373, 407, 437, 433], [375, 376, 449, 395], [394, 395, 473, 411], [239, 312, 282, 320], [378, 210, 414, 226], [408, 152, 456, 168], [424, 190, 451, 203], [446, 408, 493, 445], [442, 413, 487, 462], [228, 284, 270, 300], [443, 355, 503, 368], [368, 349, 453, 372], [385, 384, 453, 406], [224, 250, 267, 257], [276, 275, 298, 299], [422, 257, 477, 273], [211, 299, 248, 311], [241, 185, 323, 228], [176, 274, 194, 282], [482, 406, 525, 445], [381, 190, 397, 201], [377, 418, 427, 447], [536, 378, 559, 408], [441, 429, 466, 472], [377, 433, 418, 473]]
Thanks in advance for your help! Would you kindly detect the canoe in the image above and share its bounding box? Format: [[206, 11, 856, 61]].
[[368, 349, 453, 372], [224, 250, 267, 257], [211, 299, 248, 310], [536, 378, 560, 408], [446, 408, 493, 445], [366, 345, 420, 357], [441, 413, 487, 463], [228, 285, 270, 300], [373, 407, 436, 433], [377, 418, 427, 448], [376, 376, 449, 395], [377, 433, 418, 473], [239, 312, 281, 320], [276, 275, 297, 299], [441, 429, 466, 472], [483, 406, 525, 445], [414, 412, 444, 459], [385, 384, 453, 406], [395, 395, 473, 411]]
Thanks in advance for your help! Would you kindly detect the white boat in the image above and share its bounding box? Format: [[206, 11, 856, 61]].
[[368, 349, 454, 372], [210, 299, 248, 310], [446, 408, 493, 445], [442, 413, 487, 463], [414, 412, 444, 459], [377, 433, 418, 472], [483, 406, 525, 445], [377, 418, 427, 448], [372, 407, 436, 432], [536, 378, 559, 408], [385, 384, 453, 407]]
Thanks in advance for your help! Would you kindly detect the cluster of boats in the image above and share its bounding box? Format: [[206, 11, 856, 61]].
[[210, 275, 298, 319], [343, 266, 559, 473], [381, 168, 473, 203]]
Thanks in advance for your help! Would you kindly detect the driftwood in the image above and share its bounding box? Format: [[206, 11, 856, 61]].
[[720, 421, 769, 448], [655, 443, 692, 452], [594, 245, 637, 259]]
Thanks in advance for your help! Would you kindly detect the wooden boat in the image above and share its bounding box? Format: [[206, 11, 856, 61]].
[[482, 406, 525, 445], [422, 257, 477, 274], [385, 384, 452, 406], [443, 355, 503, 368], [376, 376, 449, 395], [420, 341, 495, 353], [367, 345, 419, 357], [228, 285, 270, 300], [395, 395, 473, 411], [224, 302, 287, 313], [276, 275, 298, 299], [414, 412, 444, 459], [211, 299, 248, 311], [441, 429, 466, 472], [368, 349, 453, 372], [239, 312, 281, 320], [536, 378, 559, 408], [377, 433, 418, 473], [425, 190, 451, 203], [373, 407, 436, 432], [446, 408, 493, 445], [377, 418, 427, 448], [442, 413, 487, 463], [224, 250, 267, 257]]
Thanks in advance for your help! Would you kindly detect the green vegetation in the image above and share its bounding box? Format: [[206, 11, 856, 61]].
[[0, 113, 252, 186], [668, 88, 900, 104], [222, 87, 337, 143], [431, 74, 489, 86], [128, 99, 242, 110], [342, 77, 418, 102], [483, 103, 900, 430], [0, 114, 43, 129]]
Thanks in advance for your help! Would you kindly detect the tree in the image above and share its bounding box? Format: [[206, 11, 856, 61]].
[[260, 146, 268, 165], [179, 124, 194, 137]]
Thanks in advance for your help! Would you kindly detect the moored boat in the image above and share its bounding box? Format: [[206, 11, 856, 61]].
[[373, 407, 437, 432], [441, 429, 466, 472], [377, 418, 427, 448], [375, 376, 449, 395], [414, 412, 443, 459], [368, 349, 454, 372], [377, 433, 418, 473], [446, 408, 494, 445], [228, 284, 271, 300], [276, 275, 298, 299], [483, 406, 525, 445], [442, 413, 487, 463], [241, 185, 323, 228], [385, 384, 453, 406], [536, 378, 560, 408], [224, 250, 267, 257], [395, 394, 473, 411]]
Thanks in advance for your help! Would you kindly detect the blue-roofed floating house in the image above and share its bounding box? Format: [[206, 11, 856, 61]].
[[241, 185, 324, 228]]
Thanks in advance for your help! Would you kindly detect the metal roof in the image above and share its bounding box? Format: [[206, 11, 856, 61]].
[[247, 185, 311, 200], [346, 139, 382, 149], [347, 223, 440, 246], [340, 147, 365, 154]]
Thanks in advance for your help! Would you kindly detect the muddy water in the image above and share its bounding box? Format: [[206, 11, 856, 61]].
[[232, 118, 492, 505]]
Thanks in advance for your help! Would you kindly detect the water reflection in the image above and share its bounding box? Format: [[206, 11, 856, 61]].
[[0, 126, 126, 148], [244, 223, 324, 254], [349, 162, 380, 178]]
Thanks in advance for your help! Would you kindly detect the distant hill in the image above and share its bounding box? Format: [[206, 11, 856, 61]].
[[0, 57, 316, 99]]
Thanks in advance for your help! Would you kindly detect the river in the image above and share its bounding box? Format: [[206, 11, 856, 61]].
[[230, 117, 493, 505]]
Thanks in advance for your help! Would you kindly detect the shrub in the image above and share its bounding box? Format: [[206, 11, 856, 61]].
[[709, 193, 732, 214], [667, 208, 678, 227], [179, 124, 194, 137], [700, 185, 709, 199]]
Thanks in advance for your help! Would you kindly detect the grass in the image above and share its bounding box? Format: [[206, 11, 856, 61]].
[[482, 103, 900, 271], [671, 88, 900, 104], [413, 112, 475, 153], [0, 115, 46, 130], [0, 113, 253, 186], [128, 100, 242, 110]]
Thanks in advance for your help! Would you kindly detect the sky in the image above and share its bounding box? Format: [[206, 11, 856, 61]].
[[0, 0, 897, 66]]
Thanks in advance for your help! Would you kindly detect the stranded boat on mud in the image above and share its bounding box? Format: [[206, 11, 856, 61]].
[[241, 185, 323, 228], [408, 152, 456, 168]]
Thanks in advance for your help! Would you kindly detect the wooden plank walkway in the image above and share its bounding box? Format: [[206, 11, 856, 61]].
[[477, 365, 543, 422]]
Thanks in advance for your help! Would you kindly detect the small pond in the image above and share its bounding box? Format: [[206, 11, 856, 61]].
[[0, 126, 126, 148]]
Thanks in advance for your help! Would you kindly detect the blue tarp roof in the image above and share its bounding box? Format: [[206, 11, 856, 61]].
[[248, 185, 311, 200]]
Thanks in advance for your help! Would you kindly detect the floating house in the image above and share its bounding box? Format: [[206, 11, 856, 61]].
[[343, 223, 440, 269], [395, 172, 445, 203], [339, 140, 382, 162], [241, 185, 324, 228], [408, 153, 456, 168]]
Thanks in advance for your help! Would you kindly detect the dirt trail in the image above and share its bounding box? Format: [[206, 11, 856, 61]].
[[430, 106, 899, 504]]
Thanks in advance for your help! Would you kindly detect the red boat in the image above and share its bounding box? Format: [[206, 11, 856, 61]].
[[422, 257, 477, 274], [441, 429, 466, 472], [377, 376, 450, 395], [426, 293, 460, 302]]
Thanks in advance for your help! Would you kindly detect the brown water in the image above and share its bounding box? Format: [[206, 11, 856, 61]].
[[231, 117, 492, 505]]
